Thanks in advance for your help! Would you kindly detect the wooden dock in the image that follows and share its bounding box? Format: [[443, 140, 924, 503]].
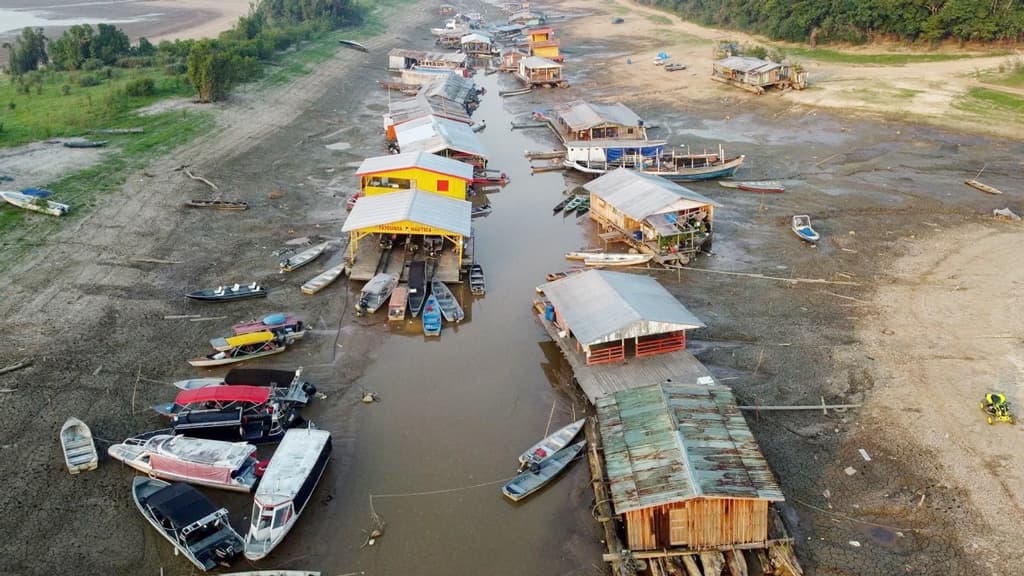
[[536, 312, 711, 403]]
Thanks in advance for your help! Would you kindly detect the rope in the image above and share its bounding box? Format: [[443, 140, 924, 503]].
[[543, 397, 557, 437]]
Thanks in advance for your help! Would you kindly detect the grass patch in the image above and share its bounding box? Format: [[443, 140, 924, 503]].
[[784, 46, 986, 65], [647, 14, 673, 25], [653, 28, 712, 45], [955, 87, 1024, 116], [612, 4, 631, 16], [0, 70, 193, 148]]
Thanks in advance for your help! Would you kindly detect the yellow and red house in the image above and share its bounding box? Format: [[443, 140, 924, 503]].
[[526, 27, 561, 62], [355, 151, 474, 201]]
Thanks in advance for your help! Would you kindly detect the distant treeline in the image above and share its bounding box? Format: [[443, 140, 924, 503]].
[[5, 0, 364, 101], [636, 0, 1024, 44]]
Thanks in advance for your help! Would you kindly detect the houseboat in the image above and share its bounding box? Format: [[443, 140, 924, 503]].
[[245, 428, 332, 560], [109, 434, 261, 493]]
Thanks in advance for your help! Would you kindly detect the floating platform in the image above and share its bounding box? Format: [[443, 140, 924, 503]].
[[349, 239, 462, 283]]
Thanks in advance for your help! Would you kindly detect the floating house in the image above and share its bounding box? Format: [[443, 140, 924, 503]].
[[537, 270, 703, 366], [596, 383, 791, 564], [460, 32, 495, 56], [585, 168, 718, 261], [383, 95, 473, 141], [342, 189, 472, 281], [396, 115, 489, 169], [500, 47, 528, 72], [492, 24, 524, 42], [554, 100, 647, 142], [509, 9, 545, 26], [435, 29, 464, 49], [711, 56, 806, 94], [400, 70, 480, 113], [517, 56, 567, 88], [526, 27, 561, 62], [355, 151, 474, 201], [388, 48, 468, 76]]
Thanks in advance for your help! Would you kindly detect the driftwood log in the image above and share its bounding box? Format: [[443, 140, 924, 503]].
[[0, 359, 31, 376]]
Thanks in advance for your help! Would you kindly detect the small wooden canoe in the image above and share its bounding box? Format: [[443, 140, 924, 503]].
[[188, 341, 286, 367], [422, 294, 442, 336], [792, 215, 820, 243], [471, 203, 492, 218], [185, 199, 249, 210], [430, 278, 464, 322], [338, 39, 369, 52], [469, 264, 485, 296], [664, 63, 687, 71], [301, 263, 346, 295], [545, 269, 585, 282], [1, 190, 70, 216], [388, 285, 409, 321], [564, 250, 602, 261], [502, 440, 586, 502], [518, 418, 585, 469], [581, 253, 653, 267], [60, 417, 98, 474], [552, 198, 568, 213], [187, 282, 266, 302], [407, 261, 427, 317], [720, 180, 785, 193], [965, 179, 1003, 195], [233, 313, 302, 336], [280, 242, 327, 272], [63, 140, 107, 148], [563, 196, 583, 213]]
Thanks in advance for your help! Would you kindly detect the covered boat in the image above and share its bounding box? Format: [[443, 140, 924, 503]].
[[245, 428, 332, 560], [280, 243, 327, 273], [1, 190, 70, 216], [133, 477, 244, 571], [167, 403, 302, 444], [422, 294, 442, 336], [502, 440, 586, 502], [109, 434, 261, 492], [153, 384, 274, 417], [430, 278, 464, 322], [355, 273, 399, 315], [60, 417, 98, 474], [187, 282, 266, 302], [156, 372, 315, 417], [517, 418, 585, 469], [407, 261, 427, 318], [210, 330, 291, 352], [301, 263, 346, 295]]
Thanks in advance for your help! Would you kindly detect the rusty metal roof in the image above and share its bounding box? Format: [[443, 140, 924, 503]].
[[597, 383, 785, 514], [584, 168, 719, 221], [538, 270, 703, 349]]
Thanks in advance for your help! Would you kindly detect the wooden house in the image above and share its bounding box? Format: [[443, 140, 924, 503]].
[[400, 70, 480, 113], [500, 48, 527, 71], [439, 3, 455, 15], [537, 270, 704, 365], [395, 114, 490, 169], [383, 95, 472, 142], [388, 48, 468, 76], [517, 56, 567, 88], [553, 100, 647, 141], [460, 32, 495, 56], [596, 383, 795, 573], [355, 151, 474, 201], [492, 24, 524, 42], [584, 168, 718, 260], [508, 10, 544, 26], [711, 56, 806, 94], [435, 30, 464, 49], [526, 26, 561, 62]]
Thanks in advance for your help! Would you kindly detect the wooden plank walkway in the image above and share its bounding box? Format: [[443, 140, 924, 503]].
[[537, 312, 712, 404], [349, 241, 386, 281]]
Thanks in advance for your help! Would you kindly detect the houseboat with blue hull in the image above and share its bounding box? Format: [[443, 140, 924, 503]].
[[133, 477, 244, 571], [245, 428, 332, 560], [563, 142, 744, 181]]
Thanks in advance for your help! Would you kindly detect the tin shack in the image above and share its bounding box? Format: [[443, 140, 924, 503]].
[[553, 100, 647, 142]]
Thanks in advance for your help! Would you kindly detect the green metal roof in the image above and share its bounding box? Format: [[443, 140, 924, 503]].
[[597, 383, 784, 514]]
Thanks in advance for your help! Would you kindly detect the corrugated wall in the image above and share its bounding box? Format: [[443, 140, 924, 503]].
[[625, 498, 769, 550]]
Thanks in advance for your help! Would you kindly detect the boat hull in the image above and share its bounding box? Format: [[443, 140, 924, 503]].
[[188, 345, 286, 367], [1, 190, 70, 216], [187, 284, 267, 302], [60, 417, 98, 474], [301, 263, 345, 295], [518, 419, 585, 467], [422, 295, 442, 336], [280, 243, 327, 273], [108, 442, 255, 493], [502, 441, 586, 502], [430, 278, 464, 322]]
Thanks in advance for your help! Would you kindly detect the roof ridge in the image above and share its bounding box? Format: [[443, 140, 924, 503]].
[[601, 271, 645, 327], [663, 384, 701, 497]]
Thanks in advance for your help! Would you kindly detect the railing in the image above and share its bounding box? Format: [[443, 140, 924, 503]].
[[636, 333, 686, 358], [587, 344, 625, 365]]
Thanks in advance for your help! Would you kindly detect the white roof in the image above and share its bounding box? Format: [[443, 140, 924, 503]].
[[556, 100, 642, 131], [255, 428, 331, 507], [584, 168, 719, 221], [356, 150, 473, 181], [461, 32, 491, 44], [521, 55, 562, 69], [715, 56, 781, 74], [539, 270, 704, 349], [396, 115, 489, 159], [342, 189, 472, 237]]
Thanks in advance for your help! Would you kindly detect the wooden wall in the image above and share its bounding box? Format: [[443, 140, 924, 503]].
[[624, 497, 769, 550]]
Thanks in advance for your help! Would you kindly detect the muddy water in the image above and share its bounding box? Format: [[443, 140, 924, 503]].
[[305, 72, 603, 575]]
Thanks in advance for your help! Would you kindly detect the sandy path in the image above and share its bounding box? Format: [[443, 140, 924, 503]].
[[145, 0, 252, 42], [562, 0, 1024, 137]]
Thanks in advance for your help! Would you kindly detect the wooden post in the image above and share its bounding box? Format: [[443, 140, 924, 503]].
[[585, 418, 624, 576], [680, 556, 703, 576], [768, 542, 803, 576], [725, 550, 748, 576], [698, 552, 724, 576]]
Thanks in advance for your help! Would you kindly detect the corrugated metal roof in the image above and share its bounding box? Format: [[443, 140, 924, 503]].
[[715, 56, 781, 74], [597, 383, 785, 514], [355, 150, 473, 180], [397, 115, 489, 158], [389, 49, 466, 65], [538, 270, 704, 349], [385, 95, 473, 126], [341, 189, 472, 236], [521, 55, 562, 69], [423, 73, 476, 105], [555, 100, 643, 131], [584, 168, 719, 221], [460, 32, 491, 44]]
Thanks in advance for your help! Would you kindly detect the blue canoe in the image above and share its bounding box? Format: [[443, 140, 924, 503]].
[[422, 294, 442, 337], [791, 215, 820, 243]]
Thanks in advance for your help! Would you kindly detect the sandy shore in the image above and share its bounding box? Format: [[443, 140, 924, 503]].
[[144, 0, 252, 43]]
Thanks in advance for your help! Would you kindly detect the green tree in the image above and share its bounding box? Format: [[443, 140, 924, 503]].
[[93, 23, 131, 64], [134, 37, 156, 57], [6, 28, 48, 75], [186, 39, 230, 102], [49, 24, 94, 70]]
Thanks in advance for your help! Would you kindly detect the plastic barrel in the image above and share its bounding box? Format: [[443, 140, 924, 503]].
[[545, 304, 555, 321]]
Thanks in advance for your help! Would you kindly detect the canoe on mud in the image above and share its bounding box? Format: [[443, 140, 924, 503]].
[[185, 199, 249, 210], [280, 242, 327, 273], [1, 190, 70, 216], [301, 263, 346, 295], [60, 417, 98, 474]]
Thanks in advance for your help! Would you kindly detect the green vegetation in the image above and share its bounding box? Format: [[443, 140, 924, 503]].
[[955, 87, 1024, 117], [784, 47, 976, 65], [980, 59, 1024, 88], [647, 14, 672, 25], [636, 0, 1024, 44]]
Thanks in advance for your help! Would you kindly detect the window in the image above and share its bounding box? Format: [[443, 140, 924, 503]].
[[437, 179, 450, 192]]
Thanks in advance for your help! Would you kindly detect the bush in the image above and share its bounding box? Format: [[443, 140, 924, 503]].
[[125, 77, 155, 97], [117, 56, 155, 68], [81, 58, 104, 71], [60, 84, 71, 96], [77, 74, 102, 87]]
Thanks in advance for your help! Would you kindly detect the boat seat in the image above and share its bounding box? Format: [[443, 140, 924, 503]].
[[214, 286, 225, 295], [232, 283, 241, 291]]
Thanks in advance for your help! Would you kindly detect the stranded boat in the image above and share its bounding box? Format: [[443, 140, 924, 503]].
[[430, 278, 464, 322], [517, 418, 585, 470], [407, 261, 427, 318], [133, 477, 244, 571], [355, 273, 399, 315], [719, 180, 785, 193], [210, 330, 295, 353], [583, 253, 653, 267], [187, 282, 266, 302], [301, 262, 346, 295], [188, 334, 287, 368], [245, 428, 332, 561], [109, 434, 261, 493], [233, 313, 304, 340], [422, 294, 442, 336], [388, 285, 409, 321], [502, 440, 586, 502], [280, 243, 328, 273], [1, 190, 70, 216], [60, 417, 98, 474], [791, 215, 820, 243], [156, 372, 315, 417]]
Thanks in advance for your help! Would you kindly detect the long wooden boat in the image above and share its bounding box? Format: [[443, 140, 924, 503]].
[[545, 269, 586, 282], [422, 294, 442, 336], [338, 39, 368, 52], [187, 282, 266, 302], [964, 179, 1003, 195], [221, 572, 320, 576], [552, 198, 568, 213], [407, 261, 427, 317], [109, 434, 261, 493], [63, 140, 107, 148], [469, 264, 485, 296], [233, 313, 304, 339], [60, 417, 98, 474], [188, 340, 286, 367], [355, 273, 399, 315], [388, 285, 409, 321], [133, 477, 244, 571], [582, 253, 653, 267], [517, 418, 585, 469], [301, 263, 346, 295], [210, 330, 282, 353], [1, 190, 70, 216], [502, 440, 586, 502], [280, 243, 327, 273], [430, 278, 464, 322], [173, 377, 225, 390], [565, 250, 602, 260], [719, 180, 785, 193], [244, 429, 332, 560], [185, 199, 249, 210], [641, 154, 745, 182], [792, 214, 820, 243]]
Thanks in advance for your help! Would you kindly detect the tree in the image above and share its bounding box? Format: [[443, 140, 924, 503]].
[[134, 37, 156, 57], [93, 24, 131, 65], [49, 24, 94, 70], [6, 28, 48, 75], [186, 39, 230, 102]]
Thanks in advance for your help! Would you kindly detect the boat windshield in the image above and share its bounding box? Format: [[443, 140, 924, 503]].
[[251, 503, 273, 530], [272, 505, 293, 529]]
